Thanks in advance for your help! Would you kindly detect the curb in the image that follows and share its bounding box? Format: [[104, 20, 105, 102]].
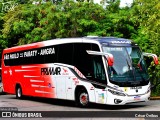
[[150, 97, 160, 100]]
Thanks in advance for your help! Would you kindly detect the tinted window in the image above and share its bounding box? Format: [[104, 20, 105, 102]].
[[43, 45, 58, 64], [73, 43, 106, 84], [4, 45, 58, 66], [3, 42, 106, 84], [57, 44, 73, 65]]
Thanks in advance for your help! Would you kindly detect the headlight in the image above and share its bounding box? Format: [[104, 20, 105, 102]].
[[108, 89, 126, 96]]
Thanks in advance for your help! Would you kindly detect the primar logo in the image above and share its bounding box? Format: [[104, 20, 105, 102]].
[[41, 67, 61, 75]]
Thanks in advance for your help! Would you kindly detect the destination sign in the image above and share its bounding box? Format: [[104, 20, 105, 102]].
[[4, 47, 55, 60], [111, 41, 131, 44]]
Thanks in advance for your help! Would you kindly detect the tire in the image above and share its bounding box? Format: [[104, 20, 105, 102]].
[[16, 86, 23, 99], [76, 89, 89, 107], [1, 88, 6, 95]]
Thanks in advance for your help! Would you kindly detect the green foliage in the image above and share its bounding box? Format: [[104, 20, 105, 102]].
[[131, 0, 160, 96], [132, 0, 160, 54], [1, 0, 109, 45], [0, 0, 138, 46], [148, 61, 160, 96], [106, 0, 120, 13]]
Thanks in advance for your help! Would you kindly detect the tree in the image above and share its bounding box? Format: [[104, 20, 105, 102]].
[[131, 0, 160, 96], [1, 0, 108, 45], [106, 0, 120, 13]]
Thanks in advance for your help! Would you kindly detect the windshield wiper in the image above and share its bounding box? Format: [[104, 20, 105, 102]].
[[138, 54, 143, 65], [126, 58, 131, 70]]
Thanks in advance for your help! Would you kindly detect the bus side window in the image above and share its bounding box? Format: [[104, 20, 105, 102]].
[[91, 44, 107, 83], [73, 43, 93, 79], [57, 44, 73, 65], [73, 43, 106, 84], [93, 57, 106, 81], [44, 45, 58, 64]]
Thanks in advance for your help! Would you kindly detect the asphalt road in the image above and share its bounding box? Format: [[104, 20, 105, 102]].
[[0, 94, 160, 120]]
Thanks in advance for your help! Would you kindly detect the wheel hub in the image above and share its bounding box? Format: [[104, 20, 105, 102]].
[[17, 88, 21, 97], [80, 93, 88, 105]]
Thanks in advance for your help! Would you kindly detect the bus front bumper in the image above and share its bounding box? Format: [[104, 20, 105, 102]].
[[106, 91, 150, 105]]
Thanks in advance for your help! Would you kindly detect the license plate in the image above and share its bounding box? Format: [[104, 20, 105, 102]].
[[134, 96, 141, 101]]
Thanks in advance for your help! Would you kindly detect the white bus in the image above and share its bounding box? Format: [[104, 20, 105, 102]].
[[2, 36, 158, 106]]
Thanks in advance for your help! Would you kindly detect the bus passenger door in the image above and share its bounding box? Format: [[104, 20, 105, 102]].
[[93, 58, 107, 104], [65, 76, 73, 100]]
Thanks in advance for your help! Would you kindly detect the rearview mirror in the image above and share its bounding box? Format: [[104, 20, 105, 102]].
[[143, 53, 159, 65], [104, 54, 114, 66], [86, 50, 114, 66]]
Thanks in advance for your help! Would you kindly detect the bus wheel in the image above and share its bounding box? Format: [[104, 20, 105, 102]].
[[16, 86, 23, 99], [1, 88, 6, 95], [77, 89, 89, 107]]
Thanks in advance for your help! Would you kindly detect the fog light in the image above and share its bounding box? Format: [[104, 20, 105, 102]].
[[114, 99, 122, 104]]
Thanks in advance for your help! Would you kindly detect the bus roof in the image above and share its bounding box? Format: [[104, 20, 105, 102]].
[[83, 36, 136, 45], [3, 37, 137, 53], [57, 36, 137, 46]]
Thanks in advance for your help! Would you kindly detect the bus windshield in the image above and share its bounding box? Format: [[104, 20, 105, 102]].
[[103, 46, 149, 87]]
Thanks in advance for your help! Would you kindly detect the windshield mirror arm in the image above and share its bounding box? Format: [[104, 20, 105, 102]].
[[138, 54, 143, 65], [86, 50, 114, 66], [136, 53, 144, 70], [143, 53, 159, 65]]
